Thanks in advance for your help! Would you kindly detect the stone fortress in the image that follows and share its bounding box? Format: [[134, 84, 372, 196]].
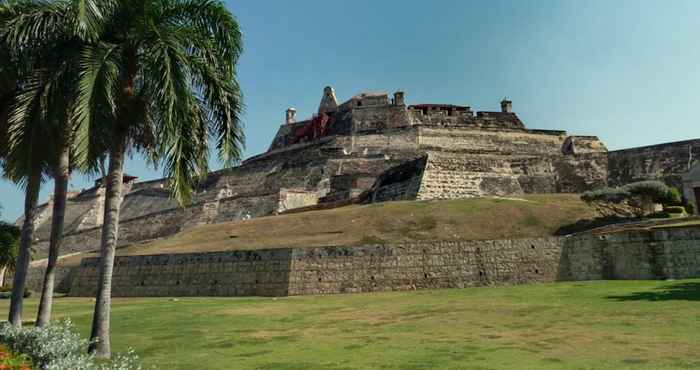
[[18, 86, 700, 297]]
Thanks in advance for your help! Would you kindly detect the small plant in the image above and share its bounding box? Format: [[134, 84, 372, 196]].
[[664, 206, 686, 214], [0, 344, 31, 370], [0, 288, 32, 299], [0, 320, 144, 370], [685, 202, 696, 215], [664, 187, 683, 205]]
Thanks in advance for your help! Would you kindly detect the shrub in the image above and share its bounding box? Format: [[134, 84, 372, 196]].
[[664, 206, 686, 214], [0, 288, 32, 299], [685, 202, 696, 215], [581, 187, 629, 204], [0, 320, 144, 370], [664, 187, 683, 206], [622, 181, 669, 203], [647, 211, 670, 219]]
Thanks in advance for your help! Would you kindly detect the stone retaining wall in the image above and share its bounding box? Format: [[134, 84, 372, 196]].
[[70, 238, 563, 297], [66, 226, 700, 297], [561, 227, 700, 280]]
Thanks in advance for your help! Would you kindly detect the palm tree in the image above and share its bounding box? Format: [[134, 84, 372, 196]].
[[35, 110, 73, 327], [1, 0, 106, 327], [69, 0, 244, 358], [0, 10, 49, 326], [2, 91, 48, 328]]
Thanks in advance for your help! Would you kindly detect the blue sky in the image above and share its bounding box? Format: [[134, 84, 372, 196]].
[[1, 0, 699, 221]]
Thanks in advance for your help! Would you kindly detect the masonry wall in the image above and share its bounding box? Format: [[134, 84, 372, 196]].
[[69, 238, 564, 297], [67, 226, 700, 297], [608, 139, 700, 188], [19, 265, 74, 293], [561, 227, 700, 280]]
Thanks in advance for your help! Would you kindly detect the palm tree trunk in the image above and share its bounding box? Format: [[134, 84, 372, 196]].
[[0, 266, 7, 287], [35, 142, 70, 327], [88, 135, 126, 359], [8, 169, 41, 327]]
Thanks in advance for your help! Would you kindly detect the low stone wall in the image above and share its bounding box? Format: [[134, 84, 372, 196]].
[[562, 227, 700, 280], [70, 238, 563, 297], [66, 226, 700, 298], [8, 264, 75, 293]]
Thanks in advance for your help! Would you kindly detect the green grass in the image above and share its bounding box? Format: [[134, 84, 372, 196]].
[[652, 219, 700, 229], [3, 280, 700, 369]]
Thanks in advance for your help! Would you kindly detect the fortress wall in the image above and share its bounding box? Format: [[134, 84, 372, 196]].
[[551, 152, 609, 193], [14, 265, 74, 293], [339, 129, 418, 151], [351, 105, 411, 132], [70, 250, 294, 297], [32, 202, 197, 259], [69, 238, 564, 297], [417, 127, 568, 155], [119, 190, 180, 220], [560, 227, 700, 280], [608, 139, 700, 188], [67, 227, 700, 297], [416, 153, 522, 199], [32, 192, 281, 259], [277, 190, 319, 213], [285, 239, 564, 296], [213, 193, 279, 223]]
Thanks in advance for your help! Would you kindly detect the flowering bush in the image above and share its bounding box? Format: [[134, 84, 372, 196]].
[[0, 320, 144, 370]]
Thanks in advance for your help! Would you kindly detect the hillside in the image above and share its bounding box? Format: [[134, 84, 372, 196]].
[[55, 194, 595, 267]]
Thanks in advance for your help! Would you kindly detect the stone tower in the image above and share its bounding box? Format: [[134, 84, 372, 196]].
[[393, 90, 405, 106], [501, 98, 513, 113], [285, 107, 297, 125], [318, 86, 338, 115]]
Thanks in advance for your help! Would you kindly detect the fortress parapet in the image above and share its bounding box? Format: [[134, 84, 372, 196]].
[[270, 86, 533, 150]]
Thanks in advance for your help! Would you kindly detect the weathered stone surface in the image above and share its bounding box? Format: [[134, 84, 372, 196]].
[[682, 162, 700, 214], [63, 226, 700, 297], [608, 139, 700, 188]]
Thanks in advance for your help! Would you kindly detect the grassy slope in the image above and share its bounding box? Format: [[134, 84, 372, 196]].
[[58, 194, 595, 266], [4, 280, 700, 370]]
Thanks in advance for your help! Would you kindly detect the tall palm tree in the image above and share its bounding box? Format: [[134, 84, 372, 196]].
[[1, 0, 106, 327], [1, 82, 49, 328], [0, 0, 95, 325], [70, 0, 244, 358], [0, 8, 50, 326]]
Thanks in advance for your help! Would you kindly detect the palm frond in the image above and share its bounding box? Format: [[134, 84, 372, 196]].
[[71, 0, 116, 41], [0, 0, 70, 55], [3, 68, 52, 186], [72, 41, 121, 172]]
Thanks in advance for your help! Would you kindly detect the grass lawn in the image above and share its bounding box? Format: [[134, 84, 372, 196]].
[[2, 280, 700, 369]]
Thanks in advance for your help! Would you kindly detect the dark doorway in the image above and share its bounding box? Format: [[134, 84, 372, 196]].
[[694, 187, 700, 213]]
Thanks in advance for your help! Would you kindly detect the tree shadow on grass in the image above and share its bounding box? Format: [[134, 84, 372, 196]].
[[606, 282, 700, 302], [554, 216, 632, 236]]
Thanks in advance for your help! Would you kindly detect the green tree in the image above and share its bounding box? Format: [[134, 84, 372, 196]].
[[0, 4, 54, 327], [66, 0, 244, 358], [1, 0, 113, 328], [0, 219, 20, 287], [581, 181, 678, 218]]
